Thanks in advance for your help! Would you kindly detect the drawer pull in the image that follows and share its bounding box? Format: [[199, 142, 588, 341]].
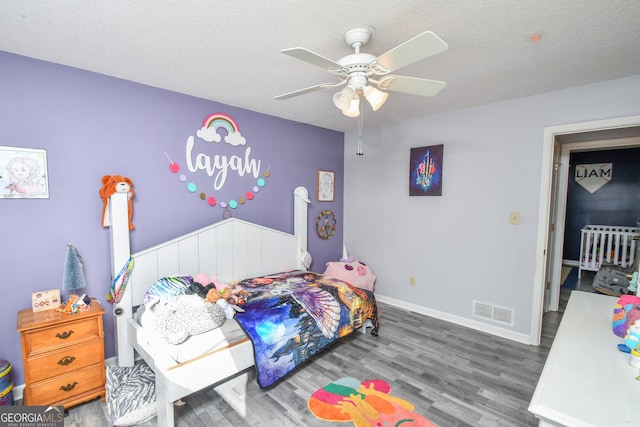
[[60, 382, 78, 392], [57, 356, 76, 366], [55, 330, 74, 339]]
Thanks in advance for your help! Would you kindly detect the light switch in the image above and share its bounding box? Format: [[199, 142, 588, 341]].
[[509, 211, 520, 225]]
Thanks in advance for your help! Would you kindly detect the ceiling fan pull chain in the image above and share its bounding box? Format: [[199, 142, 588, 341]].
[[357, 102, 364, 156]]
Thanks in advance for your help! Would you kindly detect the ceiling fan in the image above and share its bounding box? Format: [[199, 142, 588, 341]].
[[274, 26, 449, 117]]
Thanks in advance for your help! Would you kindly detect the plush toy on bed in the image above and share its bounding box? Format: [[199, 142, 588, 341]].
[[188, 274, 245, 319], [99, 174, 135, 230], [322, 256, 376, 292], [206, 287, 247, 320], [189, 274, 226, 299], [189, 273, 218, 298], [152, 294, 226, 345]]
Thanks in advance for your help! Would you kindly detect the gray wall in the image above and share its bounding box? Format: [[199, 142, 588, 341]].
[[344, 74, 640, 341]]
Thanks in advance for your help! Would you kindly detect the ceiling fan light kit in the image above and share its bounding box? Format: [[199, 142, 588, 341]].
[[343, 98, 361, 118], [363, 86, 388, 111], [275, 26, 449, 117], [332, 87, 354, 110]]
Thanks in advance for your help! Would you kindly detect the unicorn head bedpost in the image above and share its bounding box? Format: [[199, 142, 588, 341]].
[[293, 186, 311, 270], [108, 192, 135, 366]]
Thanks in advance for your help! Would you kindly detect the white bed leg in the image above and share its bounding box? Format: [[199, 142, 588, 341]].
[[155, 378, 175, 427], [359, 318, 373, 334], [213, 372, 249, 417]]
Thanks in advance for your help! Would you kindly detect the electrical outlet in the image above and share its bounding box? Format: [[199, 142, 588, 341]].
[[409, 276, 416, 286], [509, 211, 520, 225]]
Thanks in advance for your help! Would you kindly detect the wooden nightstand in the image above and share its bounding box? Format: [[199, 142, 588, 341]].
[[17, 303, 106, 408]]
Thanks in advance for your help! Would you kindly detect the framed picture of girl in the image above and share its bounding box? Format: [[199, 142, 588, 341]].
[[317, 170, 335, 202], [0, 146, 49, 199]]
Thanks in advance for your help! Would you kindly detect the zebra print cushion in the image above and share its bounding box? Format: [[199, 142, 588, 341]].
[[106, 364, 157, 426], [143, 276, 192, 310]]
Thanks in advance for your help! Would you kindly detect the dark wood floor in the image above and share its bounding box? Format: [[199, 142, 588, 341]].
[[60, 271, 597, 426]]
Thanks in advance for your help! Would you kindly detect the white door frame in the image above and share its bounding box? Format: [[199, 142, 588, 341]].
[[530, 115, 640, 345], [548, 136, 640, 311]]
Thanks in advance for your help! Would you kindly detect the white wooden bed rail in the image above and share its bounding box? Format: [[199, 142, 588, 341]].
[[125, 317, 254, 425], [578, 224, 640, 278], [107, 186, 311, 427]]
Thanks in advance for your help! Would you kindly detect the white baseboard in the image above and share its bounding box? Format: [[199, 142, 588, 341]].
[[12, 384, 23, 403], [374, 294, 532, 345]]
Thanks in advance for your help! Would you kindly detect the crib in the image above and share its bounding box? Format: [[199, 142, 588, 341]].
[[578, 224, 640, 278]]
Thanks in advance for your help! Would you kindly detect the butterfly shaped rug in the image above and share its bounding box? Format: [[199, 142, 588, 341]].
[[308, 377, 437, 427]]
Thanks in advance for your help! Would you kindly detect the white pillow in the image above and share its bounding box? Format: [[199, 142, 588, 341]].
[[152, 295, 226, 344]]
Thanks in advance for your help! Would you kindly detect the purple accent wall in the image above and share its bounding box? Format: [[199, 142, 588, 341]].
[[0, 51, 344, 386]]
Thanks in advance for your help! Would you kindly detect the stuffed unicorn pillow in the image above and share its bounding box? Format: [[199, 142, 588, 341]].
[[322, 257, 376, 292]]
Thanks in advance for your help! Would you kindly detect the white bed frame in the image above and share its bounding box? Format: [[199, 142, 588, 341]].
[[108, 187, 311, 427]]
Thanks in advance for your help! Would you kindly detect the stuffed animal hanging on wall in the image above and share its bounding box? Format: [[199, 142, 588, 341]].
[[99, 175, 134, 230]]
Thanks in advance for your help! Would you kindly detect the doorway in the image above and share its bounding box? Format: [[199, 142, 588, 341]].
[[548, 134, 640, 311], [530, 115, 640, 346]]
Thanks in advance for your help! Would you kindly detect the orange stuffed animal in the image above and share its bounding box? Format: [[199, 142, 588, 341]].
[[99, 175, 134, 230]]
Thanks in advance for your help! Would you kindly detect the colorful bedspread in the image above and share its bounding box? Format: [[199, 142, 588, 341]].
[[234, 270, 379, 388]]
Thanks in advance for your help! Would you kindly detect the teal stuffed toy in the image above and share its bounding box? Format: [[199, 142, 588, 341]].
[[628, 272, 638, 294]]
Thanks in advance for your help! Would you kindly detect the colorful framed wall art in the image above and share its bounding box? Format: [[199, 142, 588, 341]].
[[409, 144, 443, 196]]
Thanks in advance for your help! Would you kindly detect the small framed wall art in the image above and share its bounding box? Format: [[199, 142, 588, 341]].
[[0, 146, 49, 199], [317, 170, 335, 202], [409, 144, 443, 196]]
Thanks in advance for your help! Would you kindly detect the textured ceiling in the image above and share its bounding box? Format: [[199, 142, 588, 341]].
[[2, 1, 640, 132]]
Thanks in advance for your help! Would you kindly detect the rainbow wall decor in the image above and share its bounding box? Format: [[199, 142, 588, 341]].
[[203, 112, 239, 133], [165, 113, 268, 214], [196, 112, 246, 146]]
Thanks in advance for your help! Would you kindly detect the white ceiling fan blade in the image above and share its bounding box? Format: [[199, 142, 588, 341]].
[[281, 47, 344, 72], [274, 80, 345, 100], [379, 75, 447, 97], [374, 31, 448, 73]]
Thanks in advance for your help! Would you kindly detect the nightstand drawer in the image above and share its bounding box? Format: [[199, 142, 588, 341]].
[[28, 340, 103, 383], [18, 304, 106, 409], [28, 362, 104, 406], [23, 317, 101, 355]]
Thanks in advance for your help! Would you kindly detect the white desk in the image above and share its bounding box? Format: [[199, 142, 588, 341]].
[[529, 291, 640, 426]]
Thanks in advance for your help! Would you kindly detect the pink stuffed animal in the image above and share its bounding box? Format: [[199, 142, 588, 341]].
[[322, 257, 376, 291], [193, 273, 211, 287]]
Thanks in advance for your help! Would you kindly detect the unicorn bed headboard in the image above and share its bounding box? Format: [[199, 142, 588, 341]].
[[108, 186, 311, 365]]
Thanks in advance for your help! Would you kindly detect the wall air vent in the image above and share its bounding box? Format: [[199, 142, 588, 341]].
[[473, 301, 493, 319], [473, 300, 514, 326]]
